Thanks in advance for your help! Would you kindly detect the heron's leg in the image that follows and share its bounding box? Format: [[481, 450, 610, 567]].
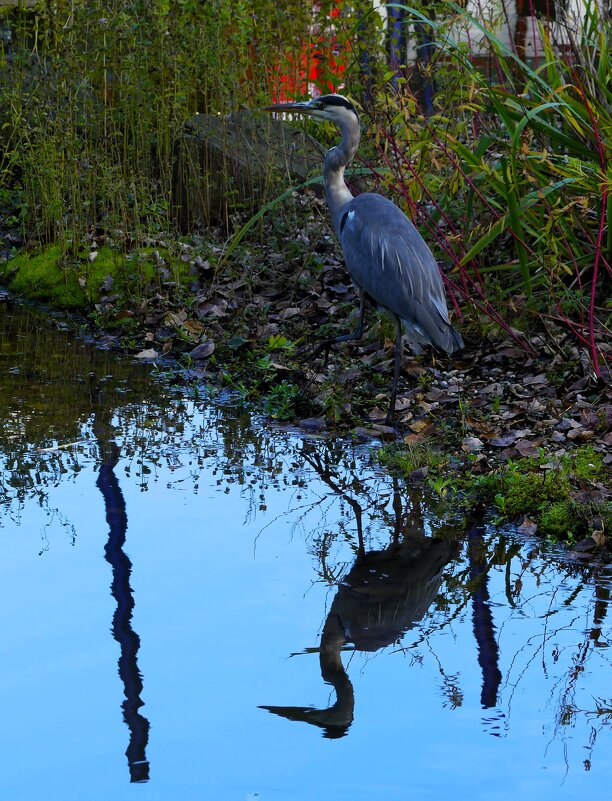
[[312, 292, 366, 359], [386, 316, 404, 423]]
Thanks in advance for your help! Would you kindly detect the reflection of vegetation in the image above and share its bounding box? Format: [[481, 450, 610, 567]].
[[1, 303, 610, 775]]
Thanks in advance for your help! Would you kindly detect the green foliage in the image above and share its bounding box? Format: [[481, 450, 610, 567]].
[[0, 0, 319, 248], [372, 1, 611, 372], [538, 502, 576, 539], [379, 441, 447, 474], [500, 470, 571, 518], [3, 245, 111, 307], [381, 440, 608, 542], [263, 380, 300, 420], [569, 445, 606, 482]]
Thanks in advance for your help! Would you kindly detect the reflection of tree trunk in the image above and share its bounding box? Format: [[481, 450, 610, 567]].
[[468, 526, 502, 709], [95, 419, 150, 783], [591, 575, 610, 643]]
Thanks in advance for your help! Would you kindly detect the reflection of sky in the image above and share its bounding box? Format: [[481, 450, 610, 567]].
[[0, 400, 610, 800]]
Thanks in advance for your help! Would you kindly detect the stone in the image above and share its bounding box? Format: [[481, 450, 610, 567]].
[[171, 111, 322, 230]]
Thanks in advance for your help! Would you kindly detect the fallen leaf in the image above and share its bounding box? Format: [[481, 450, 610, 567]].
[[489, 434, 517, 447], [135, 348, 158, 360], [299, 417, 327, 433], [572, 538, 597, 553], [408, 466, 429, 483], [523, 373, 548, 385], [515, 439, 541, 458], [278, 307, 301, 320], [165, 310, 188, 328], [192, 256, 212, 271], [228, 335, 249, 350], [518, 516, 538, 536], [394, 397, 412, 412], [182, 319, 205, 336], [403, 433, 425, 446], [409, 419, 429, 434], [371, 424, 397, 439], [353, 427, 378, 440], [567, 426, 595, 441], [462, 436, 484, 453], [592, 530, 607, 548], [196, 301, 228, 319], [190, 341, 215, 360]]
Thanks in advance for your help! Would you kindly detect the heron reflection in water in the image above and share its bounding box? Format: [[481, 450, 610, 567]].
[[260, 449, 503, 738], [260, 453, 458, 738], [261, 530, 458, 738]]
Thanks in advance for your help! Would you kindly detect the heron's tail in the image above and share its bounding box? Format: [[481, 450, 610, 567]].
[[442, 324, 464, 354], [402, 316, 464, 356]]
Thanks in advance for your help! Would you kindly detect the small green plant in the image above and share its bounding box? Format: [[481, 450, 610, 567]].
[[494, 493, 508, 514], [379, 442, 447, 474], [266, 334, 296, 354], [539, 502, 577, 540], [264, 381, 300, 420], [428, 476, 456, 499]]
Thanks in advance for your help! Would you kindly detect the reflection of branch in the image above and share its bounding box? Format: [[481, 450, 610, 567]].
[[96, 434, 150, 784], [299, 445, 365, 553]]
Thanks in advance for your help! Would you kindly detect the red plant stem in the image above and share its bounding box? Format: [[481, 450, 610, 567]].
[[362, 149, 534, 352], [573, 80, 607, 377]]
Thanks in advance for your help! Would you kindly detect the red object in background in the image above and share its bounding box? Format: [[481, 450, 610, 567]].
[[270, 1, 347, 102]]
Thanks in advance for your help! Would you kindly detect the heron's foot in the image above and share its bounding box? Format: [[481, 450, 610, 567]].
[[311, 339, 335, 365]]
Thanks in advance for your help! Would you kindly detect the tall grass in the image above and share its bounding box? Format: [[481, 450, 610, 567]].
[[0, 0, 314, 249]]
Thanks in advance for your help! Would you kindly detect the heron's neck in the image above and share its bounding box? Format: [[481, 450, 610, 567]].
[[323, 117, 360, 234]]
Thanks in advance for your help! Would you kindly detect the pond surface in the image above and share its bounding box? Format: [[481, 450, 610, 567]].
[[0, 300, 610, 800]]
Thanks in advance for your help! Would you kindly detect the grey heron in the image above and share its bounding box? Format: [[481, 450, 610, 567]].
[[263, 94, 463, 421]]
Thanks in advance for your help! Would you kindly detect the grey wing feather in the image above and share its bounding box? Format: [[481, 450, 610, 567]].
[[337, 194, 463, 354]]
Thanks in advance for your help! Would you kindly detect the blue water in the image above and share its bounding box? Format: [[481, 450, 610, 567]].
[[0, 303, 610, 800]]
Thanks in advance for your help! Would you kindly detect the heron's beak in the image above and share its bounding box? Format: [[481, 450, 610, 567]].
[[262, 100, 316, 115]]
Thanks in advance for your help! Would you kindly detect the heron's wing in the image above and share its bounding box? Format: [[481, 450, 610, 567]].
[[338, 194, 463, 353]]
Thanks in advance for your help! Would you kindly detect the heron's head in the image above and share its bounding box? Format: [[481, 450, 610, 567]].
[[262, 94, 359, 127]]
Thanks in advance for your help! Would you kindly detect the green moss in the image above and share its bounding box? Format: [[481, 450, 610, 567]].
[[503, 471, 571, 517], [2, 244, 194, 310], [379, 442, 609, 545], [3, 245, 124, 308], [538, 501, 577, 538], [570, 446, 606, 482]]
